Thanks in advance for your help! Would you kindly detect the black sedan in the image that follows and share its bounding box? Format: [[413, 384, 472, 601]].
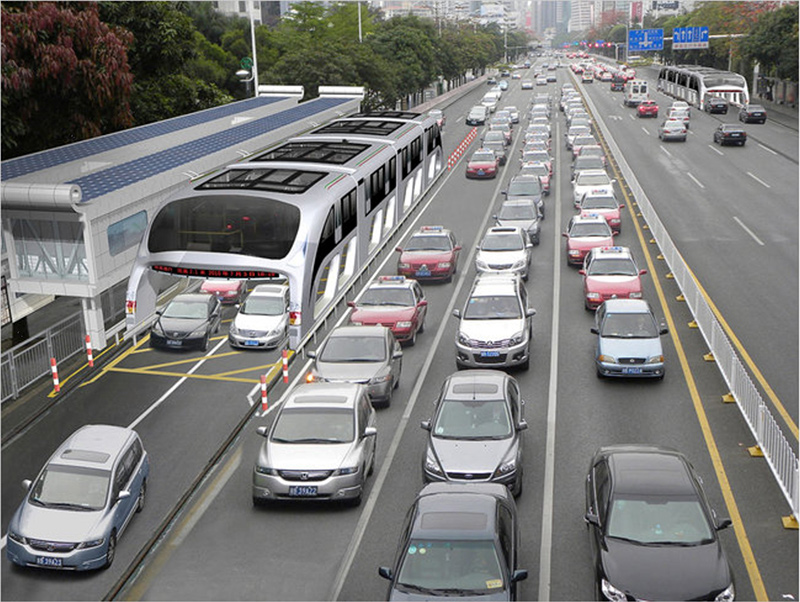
[[704, 96, 728, 114], [150, 293, 221, 351], [713, 124, 747, 146], [379, 482, 528, 600], [738, 103, 767, 123], [584, 445, 735, 602]]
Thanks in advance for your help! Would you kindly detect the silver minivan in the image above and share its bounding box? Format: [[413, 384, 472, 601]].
[[252, 382, 377, 506], [6, 425, 149, 571]]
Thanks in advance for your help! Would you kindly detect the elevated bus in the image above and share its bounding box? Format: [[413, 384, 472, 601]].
[[657, 64, 749, 110], [126, 111, 444, 348]]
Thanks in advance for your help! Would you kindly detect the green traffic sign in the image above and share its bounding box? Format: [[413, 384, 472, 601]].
[[241, 57, 253, 69]]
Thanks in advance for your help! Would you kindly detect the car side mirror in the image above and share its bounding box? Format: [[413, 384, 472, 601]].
[[454, 245, 462, 251], [612, 231, 618, 237], [393, 349, 403, 359], [715, 517, 732, 531], [492, 214, 498, 220], [591, 326, 599, 334], [378, 566, 394, 580], [619, 204, 626, 209], [512, 569, 529, 583], [659, 326, 669, 335], [578, 269, 586, 275], [420, 420, 431, 431], [256, 425, 269, 437], [584, 512, 600, 527], [640, 269, 647, 276], [526, 308, 537, 317], [561, 232, 568, 238], [364, 426, 378, 438], [395, 247, 403, 253], [155, 309, 163, 316], [21, 479, 32, 492], [418, 300, 428, 308], [452, 309, 462, 319], [501, 190, 508, 196], [517, 419, 528, 431], [117, 490, 131, 503], [347, 301, 356, 308]]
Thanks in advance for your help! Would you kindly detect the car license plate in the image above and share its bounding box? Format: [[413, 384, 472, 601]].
[[730, 133, 740, 137], [36, 557, 62, 567], [416, 269, 431, 277], [480, 350, 501, 357], [622, 367, 642, 374], [477, 170, 485, 176], [244, 340, 259, 346], [166, 340, 182, 347], [289, 486, 318, 497]]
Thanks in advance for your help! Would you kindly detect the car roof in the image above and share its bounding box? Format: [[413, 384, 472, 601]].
[[602, 446, 697, 497], [576, 169, 609, 178], [600, 298, 651, 313], [329, 324, 389, 338], [411, 482, 511, 540], [443, 369, 511, 400], [589, 246, 632, 259], [285, 382, 364, 409], [53, 425, 137, 470], [413, 225, 452, 237], [572, 214, 610, 225], [172, 293, 213, 304], [369, 275, 416, 289], [250, 284, 288, 296]]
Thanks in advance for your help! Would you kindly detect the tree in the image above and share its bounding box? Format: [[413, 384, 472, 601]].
[[741, 3, 798, 81], [1, 1, 134, 158]]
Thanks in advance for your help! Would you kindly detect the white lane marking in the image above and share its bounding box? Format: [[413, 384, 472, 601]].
[[708, 144, 724, 156], [687, 172, 706, 189], [758, 143, 778, 156], [629, 113, 636, 121], [659, 146, 672, 157], [747, 172, 771, 188], [641, 126, 650, 135], [329, 122, 525, 602], [733, 216, 765, 246], [456, 115, 464, 123], [538, 118, 562, 602]]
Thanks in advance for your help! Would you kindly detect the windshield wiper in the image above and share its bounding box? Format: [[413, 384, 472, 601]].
[[42, 501, 95, 511], [396, 583, 440, 595], [288, 437, 344, 444]]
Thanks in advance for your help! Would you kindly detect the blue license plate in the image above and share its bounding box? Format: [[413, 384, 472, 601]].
[[244, 340, 260, 346], [481, 350, 501, 357], [289, 486, 318, 497], [478, 170, 485, 175], [36, 557, 62, 567], [416, 270, 431, 277], [166, 340, 182, 347], [622, 367, 642, 374]]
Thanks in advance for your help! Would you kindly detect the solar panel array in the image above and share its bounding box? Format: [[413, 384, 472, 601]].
[[251, 141, 370, 165]]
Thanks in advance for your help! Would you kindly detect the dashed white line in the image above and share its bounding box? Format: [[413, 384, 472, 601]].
[[659, 145, 672, 157], [641, 126, 650, 135], [747, 172, 771, 188], [758, 143, 778, 155], [708, 144, 724, 156], [629, 113, 636, 121], [687, 172, 706, 189], [733, 216, 765, 245]]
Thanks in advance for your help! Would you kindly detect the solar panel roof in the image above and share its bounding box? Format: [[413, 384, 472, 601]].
[[251, 140, 369, 164]]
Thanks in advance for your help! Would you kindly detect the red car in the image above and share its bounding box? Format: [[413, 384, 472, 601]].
[[638, 100, 659, 118], [465, 149, 499, 179], [576, 192, 625, 233], [396, 226, 461, 282], [562, 214, 616, 266], [200, 279, 247, 304], [579, 246, 646, 310], [348, 276, 428, 345]]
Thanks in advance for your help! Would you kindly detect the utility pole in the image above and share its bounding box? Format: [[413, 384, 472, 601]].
[[249, 1, 259, 95]]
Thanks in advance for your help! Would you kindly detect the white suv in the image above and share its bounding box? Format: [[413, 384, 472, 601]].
[[452, 273, 536, 370]]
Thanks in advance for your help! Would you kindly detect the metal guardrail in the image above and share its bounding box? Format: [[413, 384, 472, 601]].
[[582, 82, 799, 519]]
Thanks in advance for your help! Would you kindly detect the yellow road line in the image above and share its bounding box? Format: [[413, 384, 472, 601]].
[[609, 155, 769, 601], [79, 334, 151, 387], [105, 366, 259, 384]]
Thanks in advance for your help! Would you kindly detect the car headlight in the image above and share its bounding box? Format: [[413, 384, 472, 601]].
[[512, 260, 526, 269], [509, 331, 526, 346], [335, 466, 359, 476], [369, 374, 392, 385], [597, 354, 616, 363], [255, 466, 278, 476], [628, 291, 642, 298], [398, 262, 410, 269], [229, 323, 241, 336], [76, 537, 105, 550], [425, 454, 443, 476], [715, 583, 735, 602], [190, 325, 208, 338], [457, 332, 472, 346], [586, 292, 601, 300], [396, 321, 412, 328], [151, 322, 165, 336], [647, 355, 664, 364], [495, 457, 516, 475], [437, 262, 452, 269], [600, 579, 628, 602], [476, 259, 489, 270], [7, 531, 26, 545], [350, 321, 362, 326]]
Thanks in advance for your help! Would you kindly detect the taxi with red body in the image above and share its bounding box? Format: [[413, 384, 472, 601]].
[[200, 279, 247, 305], [465, 148, 500, 179], [579, 246, 646, 310], [563, 214, 616, 266], [348, 276, 428, 345], [575, 192, 625, 234], [637, 100, 659, 118], [396, 226, 461, 283]]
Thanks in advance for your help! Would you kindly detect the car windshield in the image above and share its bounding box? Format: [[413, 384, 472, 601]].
[[606, 496, 714, 545], [600, 312, 658, 338], [464, 295, 521, 320], [320, 335, 386, 362], [575, 158, 605, 171], [582, 196, 617, 210], [588, 258, 637, 276], [484, 132, 505, 143], [360, 288, 415, 307], [581, 147, 603, 158], [433, 399, 512, 439], [508, 179, 541, 196], [484, 142, 504, 153], [524, 152, 549, 163], [521, 164, 547, 177], [568, 126, 590, 137], [396, 539, 505, 593], [577, 174, 611, 186], [163, 300, 208, 319], [29, 464, 111, 511], [271, 407, 354, 444], [406, 235, 451, 252], [574, 136, 596, 146], [482, 233, 523, 251], [241, 296, 285, 316], [498, 204, 536, 220], [570, 223, 612, 237], [471, 151, 495, 163]]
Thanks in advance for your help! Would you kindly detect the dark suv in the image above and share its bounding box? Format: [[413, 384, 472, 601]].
[[379, 482, 528, 600], [421, 370, 528, 496]]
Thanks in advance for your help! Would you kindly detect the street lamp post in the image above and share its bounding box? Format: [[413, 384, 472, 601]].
[[248, 1, 259, 96]]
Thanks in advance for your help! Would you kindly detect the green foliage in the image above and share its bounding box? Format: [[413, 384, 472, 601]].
[[741, 3, 798, 81]]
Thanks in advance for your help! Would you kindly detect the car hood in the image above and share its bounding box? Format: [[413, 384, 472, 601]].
[[585, 276, 640, 295], [266, 442, 353, 471], [601, 538, 731, 601], [12, 502, 105, 542], [496, 218, 537, 231], [460, 318, 525, 342], [389, 587, 510, 601], [430, 438, 514, 474], [315, 361, 385, 382], [569, 236, 614, 251], [599, 335, 662, 358], [351, 306, 414, 324], [233, 313, 285, 332], [156, 316, 207, 335], [468, 161, 497, 169], [401, 251, 452, 266], [476, 250, 526, 265]]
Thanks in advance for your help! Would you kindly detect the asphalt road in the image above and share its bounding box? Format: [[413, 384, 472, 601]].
[[1, 59, 797, 602]]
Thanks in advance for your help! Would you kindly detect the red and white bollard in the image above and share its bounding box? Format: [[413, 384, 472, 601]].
[[51, 358, 60, 393], [85, 335, 94, 368], [260, 374, 268, 412], [282, 349, 289, 384]]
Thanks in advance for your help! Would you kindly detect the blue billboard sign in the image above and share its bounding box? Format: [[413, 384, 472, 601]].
[[673, 26, 709, 50], [628, 28, 664, 52]]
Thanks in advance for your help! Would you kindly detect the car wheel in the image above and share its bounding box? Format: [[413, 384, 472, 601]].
[[347, 490, 363, 507], [104, 532, 117, 569], [408, 329, 417, 346], [418, 316, 425, 334], [252, 496, 268, 507], [519, 356, 530, 371], [136, 479, 146, 513], [513, 467, 524, 497], [596, 369, 604, 379], [201, 334, 209, 352], [368, 451, 375, 476], [533, 234, 540, 246], [740, 140, 746, 146]]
